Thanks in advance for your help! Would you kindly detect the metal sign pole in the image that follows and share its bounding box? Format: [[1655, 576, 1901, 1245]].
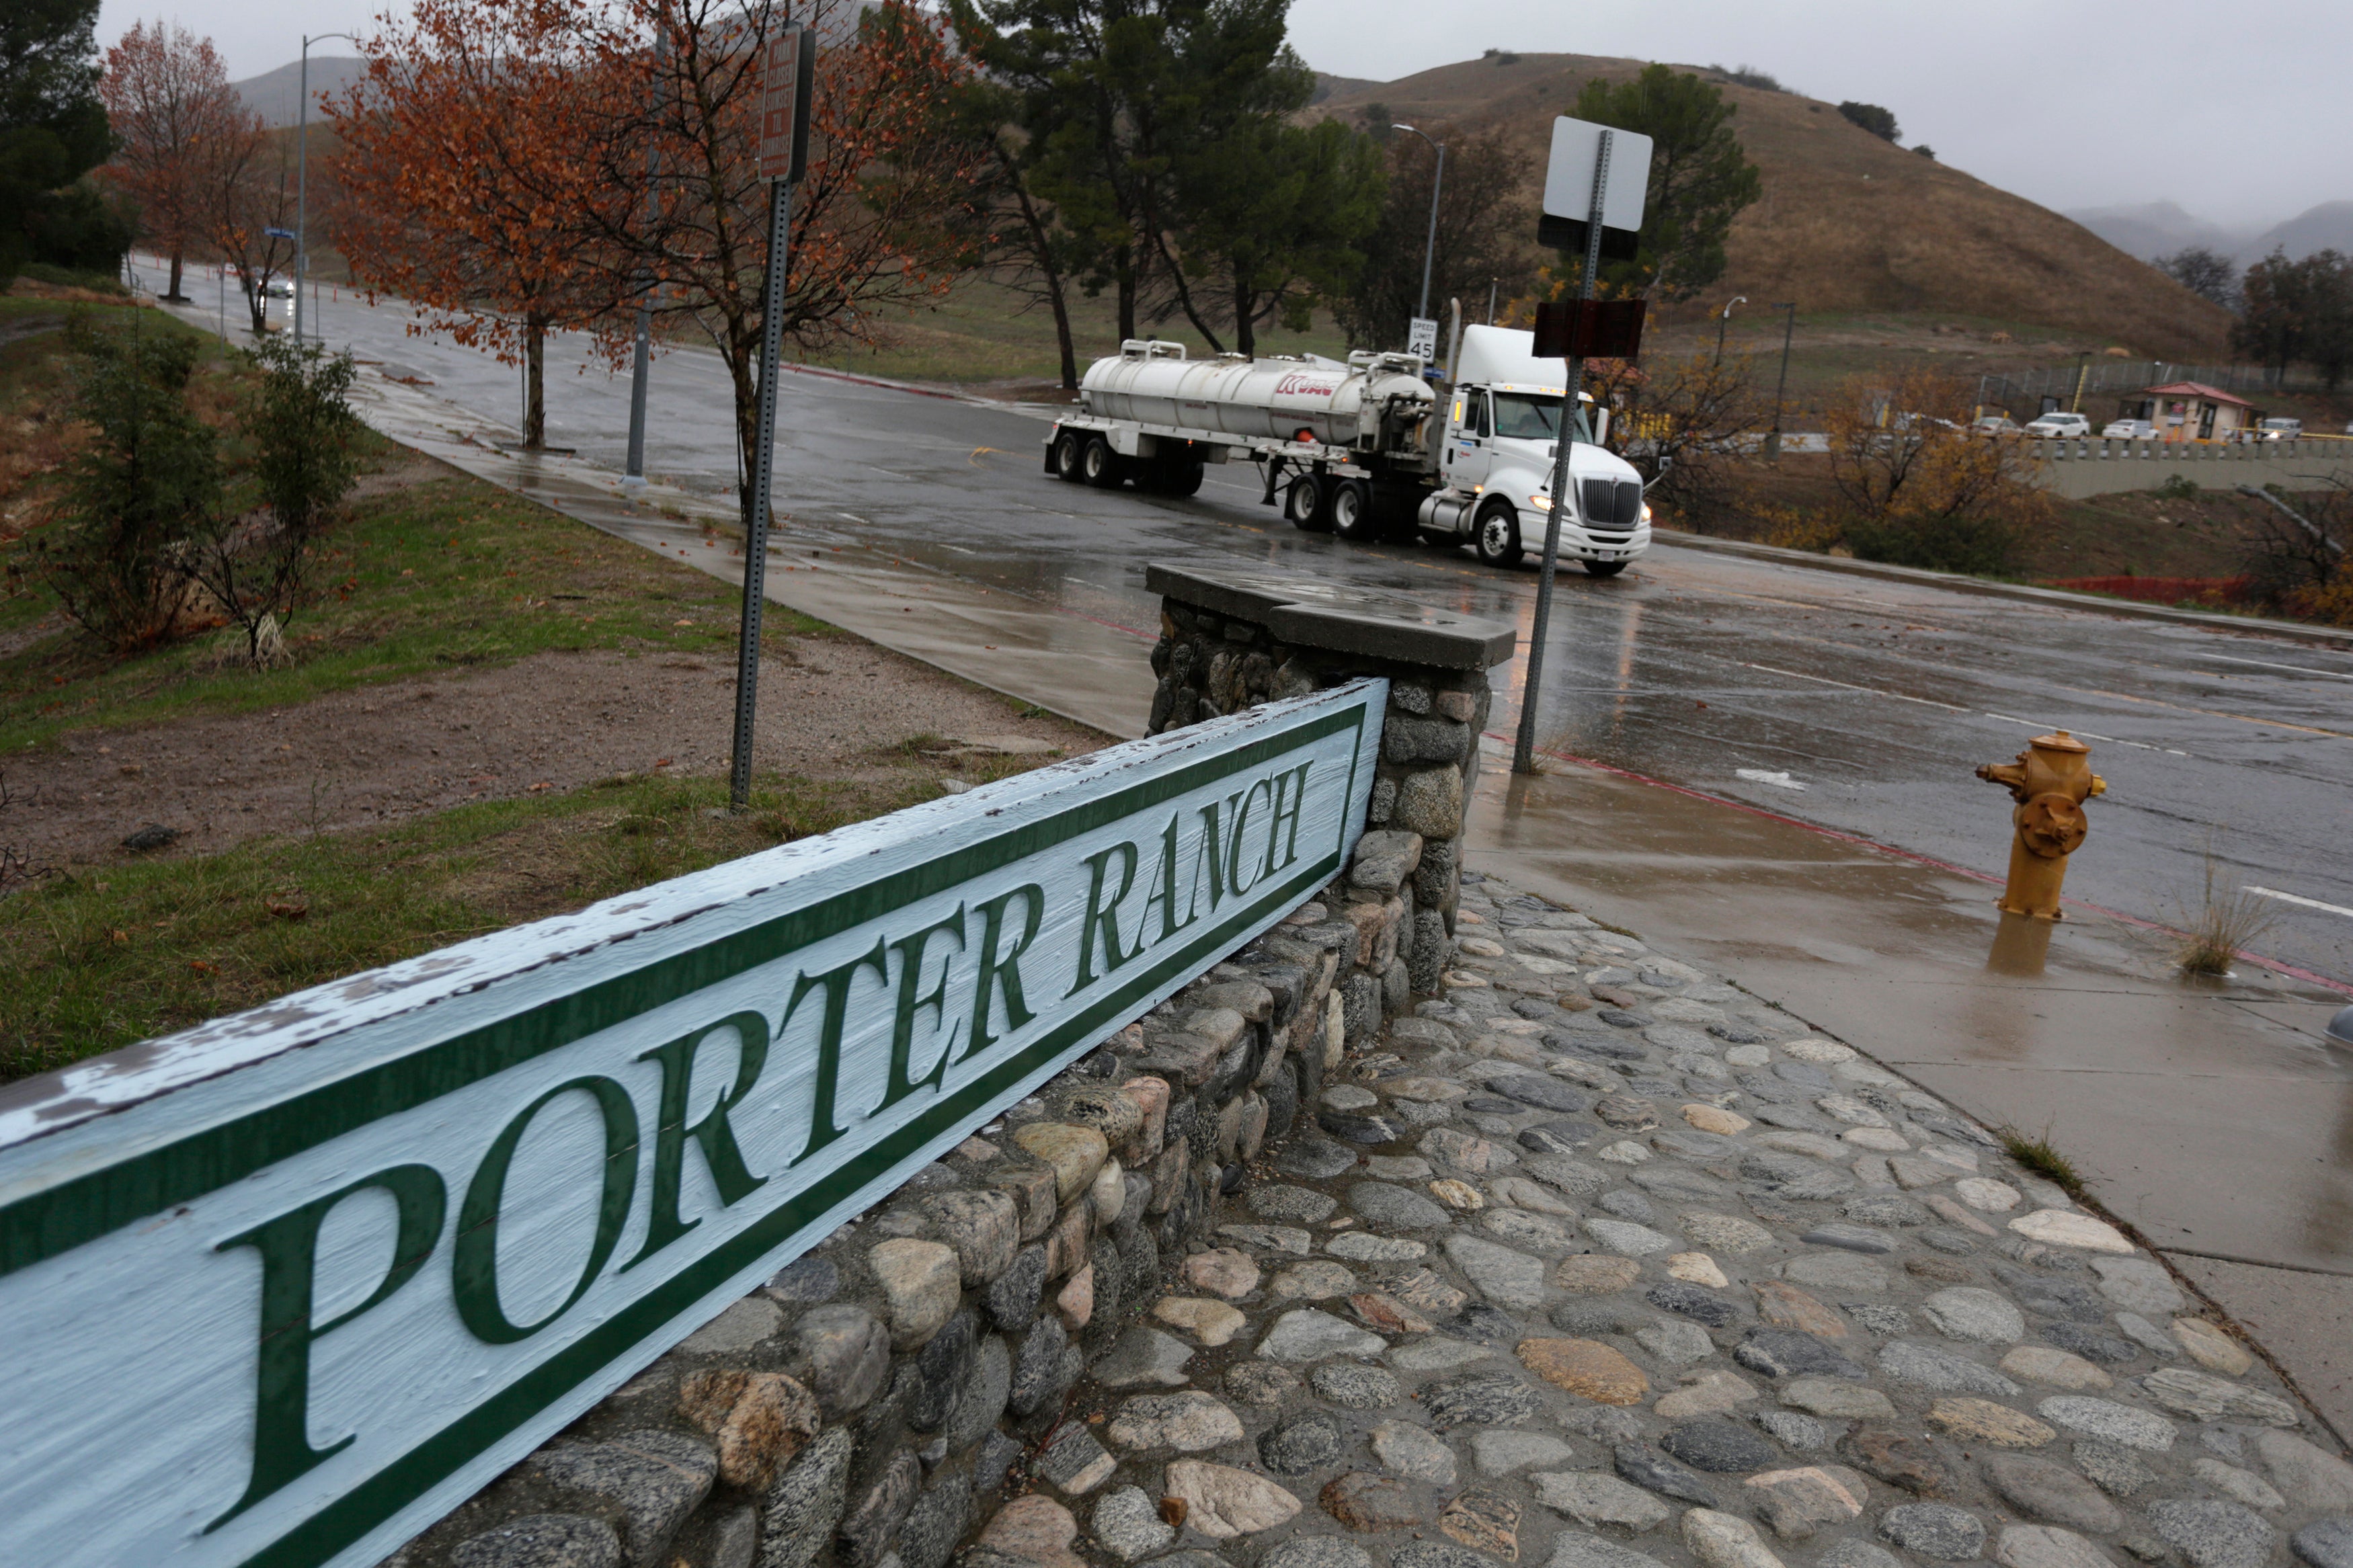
[[1513, 129, 1610, 776], [729, 24, 810, 811], [730, 178, 791, 810]]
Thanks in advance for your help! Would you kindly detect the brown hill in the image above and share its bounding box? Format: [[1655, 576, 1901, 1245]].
[[1311, 54, 2233, 360]]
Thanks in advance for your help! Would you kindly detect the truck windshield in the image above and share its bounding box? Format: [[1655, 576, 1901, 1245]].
[[1492, 392, 1593, 444]]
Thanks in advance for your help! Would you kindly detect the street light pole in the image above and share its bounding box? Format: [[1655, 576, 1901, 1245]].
[[1765, 301, 1796, 459], [1392, 124, 1445, 323], [1714, 295, 1746, 364], [295, 31, 359, 345]]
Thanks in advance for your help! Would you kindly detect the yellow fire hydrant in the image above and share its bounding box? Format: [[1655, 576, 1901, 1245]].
[[1975, 731, 2106, 919]]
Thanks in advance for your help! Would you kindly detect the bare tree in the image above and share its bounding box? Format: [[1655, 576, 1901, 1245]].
[[202, 107, 298, 334], [2156, 246, 2239, 311]]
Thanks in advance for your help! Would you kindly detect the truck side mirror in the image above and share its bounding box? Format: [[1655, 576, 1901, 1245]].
[[1643, 456, 1673, 492]]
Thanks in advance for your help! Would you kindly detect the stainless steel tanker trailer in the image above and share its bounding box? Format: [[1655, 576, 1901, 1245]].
[[1041, 326, 1652, 574]]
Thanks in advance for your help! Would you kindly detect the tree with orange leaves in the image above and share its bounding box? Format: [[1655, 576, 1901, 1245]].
[[580, 0, 992, 517], [98, 22, 247, 302], [331, 0, 635, 449]]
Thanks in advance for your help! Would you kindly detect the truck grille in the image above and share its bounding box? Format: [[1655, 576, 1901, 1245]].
[[1581, 478, 1642, 529]]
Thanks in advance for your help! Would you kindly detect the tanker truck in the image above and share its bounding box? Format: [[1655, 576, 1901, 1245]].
[[1041, 324, 1651, 575]]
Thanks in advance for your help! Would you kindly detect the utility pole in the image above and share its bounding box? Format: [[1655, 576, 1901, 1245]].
[[294, 32, 359, 345], [1764, 302, 1796, 460], [729, 24, 812, 810], [1512, 129, 1610, 777], [1714, 295, 1746, 364], [1393, 124, 1446, 323]]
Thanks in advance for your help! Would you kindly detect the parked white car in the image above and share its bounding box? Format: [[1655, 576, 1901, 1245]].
[[1970, 415, 2021, 436], [2102, 419, 2155, 439], [2024, 411, 2091, 438]]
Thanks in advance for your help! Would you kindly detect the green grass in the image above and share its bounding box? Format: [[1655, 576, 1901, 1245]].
[[1, 466, 834, 755], [4, 292, 833, 757], [0, 770, 943, 1081], [1997, 1123, 2087, 1200]]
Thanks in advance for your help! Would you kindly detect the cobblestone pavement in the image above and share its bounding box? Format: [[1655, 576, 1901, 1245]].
[[988, 870, 2353, 1568]]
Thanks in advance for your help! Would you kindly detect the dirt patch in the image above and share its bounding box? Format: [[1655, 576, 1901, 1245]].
[[5, 634, 1107, 873]]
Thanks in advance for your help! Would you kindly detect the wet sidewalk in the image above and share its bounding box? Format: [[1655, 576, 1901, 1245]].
[[1464, 745, 2353, 1444]]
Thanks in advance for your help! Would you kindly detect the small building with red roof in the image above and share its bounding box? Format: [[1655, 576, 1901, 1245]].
[[2116, 381, 2255, 441]]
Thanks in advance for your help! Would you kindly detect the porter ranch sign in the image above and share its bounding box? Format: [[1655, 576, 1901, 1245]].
[[0, 682, 1383, 1568]]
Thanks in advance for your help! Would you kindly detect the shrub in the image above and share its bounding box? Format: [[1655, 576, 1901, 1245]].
[[181, 335, 364, 667], [1823, 368, 2051, 577], [1837, 101, 1901, 142], [1844, 510, 2028, 575], [1710, 64, 1786, 93], [16, 313, 221, 651], [2156, 472, 2198, 500], [17, 261, 128, 295]]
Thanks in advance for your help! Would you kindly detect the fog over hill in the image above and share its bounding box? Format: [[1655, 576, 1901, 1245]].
[[2068, 198, 2353, 266], [230, 56, 366, 127]]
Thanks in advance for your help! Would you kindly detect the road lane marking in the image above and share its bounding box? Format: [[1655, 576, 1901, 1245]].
[[1977, 714, 2186, 756], [1735, 768, 1807, 790], [1742, 665, 2196, 756], [2202, 654, 2353, 681], [2247, 887, 2353, 920], [1740, 663, 1974, 712]]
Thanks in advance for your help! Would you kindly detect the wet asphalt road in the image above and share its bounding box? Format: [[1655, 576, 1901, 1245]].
[[153, 267, 2353, 987]]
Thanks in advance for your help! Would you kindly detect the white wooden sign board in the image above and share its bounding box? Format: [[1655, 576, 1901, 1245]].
[[0, 681, 1384, 1568]]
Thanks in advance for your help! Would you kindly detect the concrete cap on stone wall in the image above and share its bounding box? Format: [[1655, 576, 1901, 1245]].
[[1144, 564, 1517, 670]]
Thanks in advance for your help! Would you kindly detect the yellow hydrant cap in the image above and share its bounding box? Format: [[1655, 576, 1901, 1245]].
[[2030, 731, 2089, 753]]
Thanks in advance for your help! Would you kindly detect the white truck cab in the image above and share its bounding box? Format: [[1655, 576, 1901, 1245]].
[[1416, 325, 1650, 576]]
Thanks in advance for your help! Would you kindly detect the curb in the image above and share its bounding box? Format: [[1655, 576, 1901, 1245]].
[[1652, 527, 2353, 650]]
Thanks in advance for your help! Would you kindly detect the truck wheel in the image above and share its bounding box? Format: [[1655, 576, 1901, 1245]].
[[1163, 460, 1205, 497], [1583, 559, 1628, 577], [1081, 435, 1123, 487], [1329, 479, 1377, 540], [1285, 475, 1330, 531], [1474, 501, 1523, 567], [1052, 430, 1086, 482]]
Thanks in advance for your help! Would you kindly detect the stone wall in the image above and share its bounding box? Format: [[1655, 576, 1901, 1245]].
[[393, 566, 1519, 1568], [391, 851, 1423, 1568], [1142, 563, 1517, 1009]]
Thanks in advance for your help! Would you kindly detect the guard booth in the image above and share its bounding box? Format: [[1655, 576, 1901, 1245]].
[[2116, 380, 2255, 442]]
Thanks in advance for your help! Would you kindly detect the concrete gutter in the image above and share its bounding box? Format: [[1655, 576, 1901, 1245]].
[[1653, 526, 2353, 649]]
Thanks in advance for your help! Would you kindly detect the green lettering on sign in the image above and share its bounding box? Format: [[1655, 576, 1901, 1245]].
[[959, 884, 1043, 1061], [623, 1012, 772, 1272], [1263, 761, 1312, 878], [785, 941, 890, 1166], [1224, 776, 1275, 895], [210, 1163, 448, 1530], [454, 1077, 641, 1345], [1138, 813, 1197, 944], [878, 907, 969, 1113], [1067, 840, 1142, 996]]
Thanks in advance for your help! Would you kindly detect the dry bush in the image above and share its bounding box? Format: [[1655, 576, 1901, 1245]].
[[2237, 479, 2353, 626], [2176, 854, 2277, 978], [1824, 368, 2052, 575], [1587, 349, 1761, 528], [1750, 503, 1841, 552]]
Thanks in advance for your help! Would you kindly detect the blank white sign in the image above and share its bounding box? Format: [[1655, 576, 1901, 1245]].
[[1543, 116, 1653, 232]]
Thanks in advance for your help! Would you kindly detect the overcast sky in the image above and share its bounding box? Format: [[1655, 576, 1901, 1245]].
[[110, 0, 2349, 231]]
